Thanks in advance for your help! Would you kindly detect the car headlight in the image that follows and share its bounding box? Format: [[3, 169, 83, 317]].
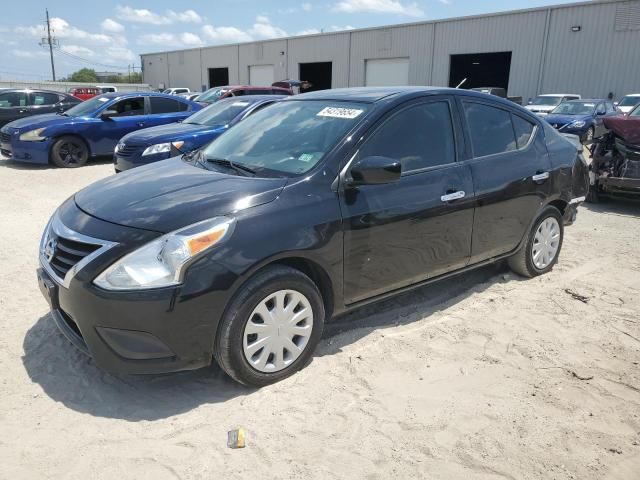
[[142, 141, 184, 156], [19, 128, 47, 142], [571, 120, 586, 128], [93, 217, 235, 290]]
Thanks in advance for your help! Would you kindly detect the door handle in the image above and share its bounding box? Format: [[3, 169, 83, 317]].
[[440, 190, 466, 202], [137, 122, 146, 127], [531, 171, 550, 182]]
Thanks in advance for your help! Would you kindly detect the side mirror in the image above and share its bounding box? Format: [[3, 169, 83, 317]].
[[349, 156, 401, 186], [596, 110, 606, 116], [100, 109, 117, 120]]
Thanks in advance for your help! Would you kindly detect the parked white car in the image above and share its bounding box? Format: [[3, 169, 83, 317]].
[[96, 85, 118, 93], [525, 94, 581, 116], [616, 94, 640, 114], [163, 87, 190, 95]]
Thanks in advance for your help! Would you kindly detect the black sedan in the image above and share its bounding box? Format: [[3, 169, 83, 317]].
[[37, 87, 588, 386], [0, 89, 80, 127]]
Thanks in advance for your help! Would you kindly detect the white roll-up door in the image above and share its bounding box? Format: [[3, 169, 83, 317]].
[[249, 65, 275, 86], [365, 58, 410, 87]]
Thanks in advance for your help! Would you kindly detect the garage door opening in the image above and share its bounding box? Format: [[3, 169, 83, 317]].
[[208, 68, 229, 88], [449, 52, 512, 90], [299, 62, 332, 92], [365, 58, 409, 86]]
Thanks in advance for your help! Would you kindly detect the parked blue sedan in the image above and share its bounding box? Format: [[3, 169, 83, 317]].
[[544, 99, 620, 143], [114, 95, 284, 172], [0, 92, 201, 167]]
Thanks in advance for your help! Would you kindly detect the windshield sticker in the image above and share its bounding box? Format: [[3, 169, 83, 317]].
[[583, 103, 595, 107], [298, 153, 316, 162], [317, 107, 364, 119], [98, 97, 109, 102], [232, 102, 250, 107]]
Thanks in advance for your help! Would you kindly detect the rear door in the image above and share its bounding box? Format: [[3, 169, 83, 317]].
[[0, 91, 30, 126], [340, 96, 475, 304], [460, 98, 550, 263], [145, 96, 192, 129], [29, 91, 62, 116]]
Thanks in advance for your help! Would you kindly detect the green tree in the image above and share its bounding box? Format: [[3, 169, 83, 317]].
[[67, 68, 98, 83]]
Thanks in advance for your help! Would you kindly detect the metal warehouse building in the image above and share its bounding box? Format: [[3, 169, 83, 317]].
[[141, 0, 640, 102]]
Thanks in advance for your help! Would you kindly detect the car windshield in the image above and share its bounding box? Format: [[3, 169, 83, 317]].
[[619, 96, 640, 107], [531, 96, 563, 106], [551, 102, 596, 116], [184, 98, 256, 126], [63, 95, 111, 117], [196, 88, 230, 103], [629, 105, 640, 117], [198, 100, 370, 177]]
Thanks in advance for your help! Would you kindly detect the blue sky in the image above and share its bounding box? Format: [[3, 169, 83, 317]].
[[0, 0, 578, 80]]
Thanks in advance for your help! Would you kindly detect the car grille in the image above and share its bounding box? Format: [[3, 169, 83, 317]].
[[46, 233, 102, 280], [0, 132, 11, 143], [116, 143, 144, 158]]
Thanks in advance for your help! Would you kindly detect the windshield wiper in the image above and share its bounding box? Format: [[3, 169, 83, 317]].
[[206, 157, 256, 176]]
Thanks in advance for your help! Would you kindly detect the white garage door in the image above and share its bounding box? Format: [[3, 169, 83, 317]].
[[365, 58, 410, 87], [249, 64, 274, 86]]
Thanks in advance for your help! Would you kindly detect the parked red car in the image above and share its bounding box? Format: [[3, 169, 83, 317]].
[[68, 87, 100, 101], [195, 85, 291, 105]]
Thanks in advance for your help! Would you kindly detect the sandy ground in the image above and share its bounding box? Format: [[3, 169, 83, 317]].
[[0, 156, 639, 480]]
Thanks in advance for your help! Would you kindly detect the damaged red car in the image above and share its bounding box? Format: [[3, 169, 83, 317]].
[[588, 105, 640, 201]]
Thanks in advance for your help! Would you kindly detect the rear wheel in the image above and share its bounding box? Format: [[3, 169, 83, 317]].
[[214, 266, 325, 386], [508, 206, 564, 278], [51, 136, 88, 168]]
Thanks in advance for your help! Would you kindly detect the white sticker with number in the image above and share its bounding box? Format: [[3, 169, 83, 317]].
[[317, 107, 364, 119]]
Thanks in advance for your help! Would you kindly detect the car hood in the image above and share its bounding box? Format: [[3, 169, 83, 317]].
[[4, 113, 79, 131], [525, 104, 556, 112], [603, 116, 640, 146], [74, 157, 287, 233], [121, 122, 227, 144], [545, 114, 592, 125]]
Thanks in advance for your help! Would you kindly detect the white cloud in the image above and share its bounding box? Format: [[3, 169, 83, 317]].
[[249, 16, 287, 39], [202, 25, 253, 43], [61, 45, 95, 57], [101, 18, 124, 33], [333, 0, 424, 17], [138, 32, 203, 48], [296, 28, 321, 35], [438, 0, 451, 4], [302, 3, 313, 11], [116, 5, 202, 25], [15, 17, 121, 45], [105, 46, 136, 63], [12, 49, 47, 58]]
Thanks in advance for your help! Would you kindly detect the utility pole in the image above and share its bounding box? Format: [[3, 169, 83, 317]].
[[39, 9, 57, 81]]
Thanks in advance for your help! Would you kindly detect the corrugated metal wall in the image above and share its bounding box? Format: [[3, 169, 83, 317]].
[[141, 0, 640, 100]]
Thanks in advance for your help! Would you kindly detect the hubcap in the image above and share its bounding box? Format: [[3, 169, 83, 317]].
[[532, 217, 560, 270], [242, 290, 314, 373], [59, 142, 84, 165]]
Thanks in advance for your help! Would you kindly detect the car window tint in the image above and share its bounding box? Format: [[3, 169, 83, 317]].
[[0, 91, 28, 108], [463, 102, 516, 157], [512, 114, 535, 149], [32, 92, 59, 106], [359, 101, 456, 172], [111, 97, 145, 116], [150, 97, 188, 114]]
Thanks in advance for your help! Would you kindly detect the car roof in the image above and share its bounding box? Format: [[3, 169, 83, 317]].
[[622, 93, 640, 97], [566, 98, 606, 103], [291, 86, 493, 103], [0, 88, 67, 94], [219, 94, 286, 102], [538, 93, 580, 97]]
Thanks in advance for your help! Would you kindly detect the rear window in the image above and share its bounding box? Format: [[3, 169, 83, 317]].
[[150, 97, 189, 114], [32, 92, 60, 106], [464, 102, 517, 157], [512, 115, 536, 149]]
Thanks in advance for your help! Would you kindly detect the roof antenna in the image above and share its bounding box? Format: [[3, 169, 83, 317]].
[[456, 78, 467, 89]]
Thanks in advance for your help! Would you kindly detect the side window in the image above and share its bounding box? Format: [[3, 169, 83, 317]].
[[463, 102, 516, 157], [605, 102, 616, 114], [512, 114, 536, 149], [596, 103, 606, 115], [0, 92, 28, 108], [111, 97, 145, 116], [150, 97, 188, 114], [358, 101, 456, 173], [31, 92, 60, 106]]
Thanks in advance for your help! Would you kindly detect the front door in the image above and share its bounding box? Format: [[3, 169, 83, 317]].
[[459, 98, 551, 263], [340, 97, 475, 304], [93, 96, 146, 155]]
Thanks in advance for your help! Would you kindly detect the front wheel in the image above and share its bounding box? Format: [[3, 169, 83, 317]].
[[51, 135, 88, 168], [214, 266, 325, 386], [508, 206, 564, 278]]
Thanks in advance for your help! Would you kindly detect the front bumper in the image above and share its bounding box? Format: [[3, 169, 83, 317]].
[[36, 202, 237, 374], [114, 150, 171, 172], [0, 130, 51, 164]]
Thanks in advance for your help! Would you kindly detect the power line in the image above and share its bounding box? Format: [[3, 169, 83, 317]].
[[55, 49, 129, 71]]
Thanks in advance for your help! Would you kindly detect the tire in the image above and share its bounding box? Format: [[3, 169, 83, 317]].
[[582, 127, 594, 145], [51, 135, 89, 168], [508, 206, 564, 278], [214, 266, 325, 386]]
